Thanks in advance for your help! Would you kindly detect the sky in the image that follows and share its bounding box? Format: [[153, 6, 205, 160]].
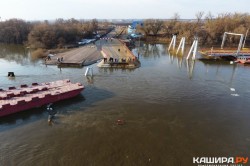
[[0, 0, 249, 21]]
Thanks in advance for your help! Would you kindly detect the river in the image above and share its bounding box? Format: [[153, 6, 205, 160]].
[[0, 43, 250, 166]]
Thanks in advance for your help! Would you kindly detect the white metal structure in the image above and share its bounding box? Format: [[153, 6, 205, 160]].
[[85, 67, 93, 76], [168, 35, 177, 51], [186, 38, 198, 60], [243, 28, 249, 49], [176, 37, 185, 55], [221, 32, 244, 56]]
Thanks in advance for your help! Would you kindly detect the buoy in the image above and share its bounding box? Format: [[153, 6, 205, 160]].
[[116, 119, 125, 125], [8, 72, 15, 77]]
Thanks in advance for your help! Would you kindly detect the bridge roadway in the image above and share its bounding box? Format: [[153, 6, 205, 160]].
[[45, 38, 139, 68], [97, 38, 140, 68], [44, 44, 102, 67]]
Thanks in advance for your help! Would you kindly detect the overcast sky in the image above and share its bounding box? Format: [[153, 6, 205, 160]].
[[0, 0, 249, 20]]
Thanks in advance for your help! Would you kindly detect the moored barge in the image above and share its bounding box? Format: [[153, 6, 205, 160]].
[[0, 79, 84, 117]]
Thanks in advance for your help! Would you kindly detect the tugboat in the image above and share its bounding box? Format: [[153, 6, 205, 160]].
[[0, 79, 84, 117]]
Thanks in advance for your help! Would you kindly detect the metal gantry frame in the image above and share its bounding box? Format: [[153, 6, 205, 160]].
[[221, 32, 244, 56]]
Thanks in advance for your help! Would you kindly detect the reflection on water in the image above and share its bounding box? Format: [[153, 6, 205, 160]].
[[168, 52, 195, 79], [0, 44, 35, 64], [0, 44, 250, 165], [186, 59, 195, 79], [140, 44, 167, 58]]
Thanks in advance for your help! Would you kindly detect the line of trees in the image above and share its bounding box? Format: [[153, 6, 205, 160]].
[[0, 18, 101, 49], [137, 12, 250, 46], [28, 18, 99, 48], [0, 19, 32, 44], [0, 12, 249, 48]]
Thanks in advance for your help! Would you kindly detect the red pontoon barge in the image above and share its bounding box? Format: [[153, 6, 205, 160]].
[[0, 79, 84, 117]]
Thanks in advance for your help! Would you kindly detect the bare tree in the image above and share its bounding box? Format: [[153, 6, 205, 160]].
[[151, 20, 164, 36], [205, 12, 214, 22], [91, 19, 98, 34], [172, 13, 180, 21], [139, 19, 164, 36], [139, 19, 152, 35], [0, 19, 32, 44], [195, 11, 205, 24]]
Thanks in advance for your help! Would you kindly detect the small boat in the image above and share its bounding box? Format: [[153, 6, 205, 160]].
[[235, 55, 250, 64], [0, 79, 84, 117]]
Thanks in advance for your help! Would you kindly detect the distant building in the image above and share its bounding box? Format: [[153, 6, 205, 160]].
[[127, 21, 143, 34]]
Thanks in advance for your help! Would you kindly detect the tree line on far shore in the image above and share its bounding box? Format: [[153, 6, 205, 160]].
[[0, 18, 103, 49], [28, 18, 99, 49], [0, 19, 32, 44], [0, 12, 249, 48], [137, 12, 250, 46]]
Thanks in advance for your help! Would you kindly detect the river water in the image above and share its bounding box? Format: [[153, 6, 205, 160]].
[[0, 44, 250, 166]]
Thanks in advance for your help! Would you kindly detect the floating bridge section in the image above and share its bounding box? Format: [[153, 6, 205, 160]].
[[45, 45, 102, 67], [97, 38, 140, 68], [45, 38, 140, 69]]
